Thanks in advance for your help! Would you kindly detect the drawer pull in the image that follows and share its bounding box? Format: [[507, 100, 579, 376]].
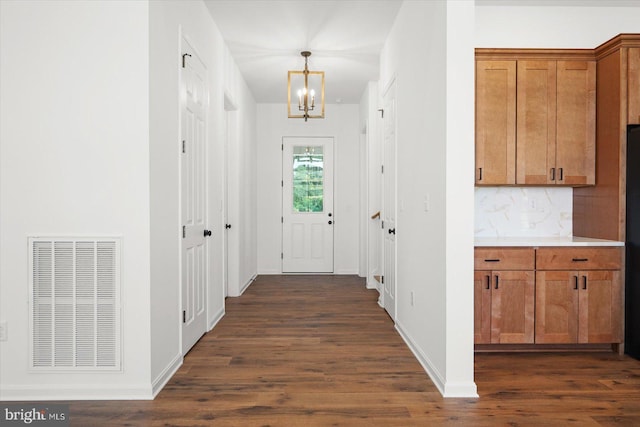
[[550, 167, 556, 181], [485, 275, 490, 290], [478, 167, 483, 181], [583, 276, 587, 290], [572, 258, 588, 262], [484, 259, 500, 262], [495, 275, 499, 290], [574, 276, 579, 290]]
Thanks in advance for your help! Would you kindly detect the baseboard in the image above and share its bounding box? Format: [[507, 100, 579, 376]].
[[0, 383, 154, 401], [395, 321, 478, 398], [334, 269, 359, 275], [257, 269, 281, 275], [208, 305, 225, 331], [151, 353, 183, 398], [239, 274, 257, 296]]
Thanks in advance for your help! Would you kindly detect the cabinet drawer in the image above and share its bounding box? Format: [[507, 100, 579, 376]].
[[474, 248, 535, 270], [536, 247, 622, 270]]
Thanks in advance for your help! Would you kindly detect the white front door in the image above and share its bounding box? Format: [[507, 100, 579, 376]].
[[383, 81, 397, 320], [282, 137, 334, 273], [181, 37, 208, 355]]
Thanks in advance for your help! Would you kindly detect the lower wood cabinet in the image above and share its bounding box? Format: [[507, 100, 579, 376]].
[[474, 246, 623, 348], [474, 248, 535, 344], [474, 270, 535, 344], [535, 270, 622, 344]]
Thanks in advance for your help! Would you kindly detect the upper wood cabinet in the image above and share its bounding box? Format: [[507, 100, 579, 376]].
[[629, 48, 640, 125], [475, 51, 596, 186], [517, 60, 595, 185], [475, 61, 516, 185]]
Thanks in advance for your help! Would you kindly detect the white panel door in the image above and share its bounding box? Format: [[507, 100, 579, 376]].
[[282, 137, 334, 273], [181, 38, 208, 355], [383, 81, 397, 321]]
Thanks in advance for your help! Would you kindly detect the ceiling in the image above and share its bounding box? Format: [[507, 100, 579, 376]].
[[204, 0, 403, 104]]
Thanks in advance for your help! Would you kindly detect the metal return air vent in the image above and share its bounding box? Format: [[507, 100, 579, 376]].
[[29, 238, 121, 370]]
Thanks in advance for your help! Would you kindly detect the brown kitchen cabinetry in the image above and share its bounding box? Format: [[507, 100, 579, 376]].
[[516, 60, 595, 185], [475, 51, 595, 187], [475, 60, 516, 185], [474, 248, 535, 344], [535, 247, 622, 344]]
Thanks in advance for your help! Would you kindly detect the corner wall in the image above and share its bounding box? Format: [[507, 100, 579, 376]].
[[379, 0, 476, 397]]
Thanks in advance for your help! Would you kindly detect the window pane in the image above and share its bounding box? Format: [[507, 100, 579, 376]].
[[292, 146, 324, 213]]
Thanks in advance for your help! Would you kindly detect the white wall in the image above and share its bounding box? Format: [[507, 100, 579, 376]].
[[379, 0, 476, 397], [0, 0, 152, 399], [257, 104, 360, 275], [476, 4, 640, 48]]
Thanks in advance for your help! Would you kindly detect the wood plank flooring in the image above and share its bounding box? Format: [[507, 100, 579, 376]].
[[65, 275, 640, 426]]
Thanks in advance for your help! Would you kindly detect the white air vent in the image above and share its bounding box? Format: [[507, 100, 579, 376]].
[[29, 237, 121, 371]]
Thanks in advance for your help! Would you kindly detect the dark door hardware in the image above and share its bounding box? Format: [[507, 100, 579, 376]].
[[182, 53, 192, 68], [328, 213, 332, 217], [485, 275, 490, 290], [494, 275, 499, 289], [225, 224, 232, 229], [204, 230, 212, 237], [574, 276, 579, 290], [484, 259, 500, 262], [572, 258, 588, 262], [388, 228, 396, 235], [328, 221, 333, 225]]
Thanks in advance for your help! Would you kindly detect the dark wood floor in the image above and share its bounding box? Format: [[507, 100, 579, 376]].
[[66, 275, 640, 426]]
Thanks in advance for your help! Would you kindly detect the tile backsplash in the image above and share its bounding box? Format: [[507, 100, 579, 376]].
[[475, 187, 573, 238]]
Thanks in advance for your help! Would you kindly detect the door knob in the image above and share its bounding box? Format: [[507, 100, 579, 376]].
[[225, 224, 231, 229], [204, 229, 212, 237], [388, 228, 396, 235], [328, 213, 333, 217], [328, 220, 333, 225]]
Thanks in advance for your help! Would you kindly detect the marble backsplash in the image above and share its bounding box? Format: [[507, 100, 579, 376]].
[[475, 187, 573, 238]]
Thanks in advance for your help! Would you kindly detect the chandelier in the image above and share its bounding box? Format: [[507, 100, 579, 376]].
[[288, 51, 325, 121]]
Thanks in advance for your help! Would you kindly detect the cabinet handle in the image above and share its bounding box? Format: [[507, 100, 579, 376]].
[[574, 275, 579, 290], [478, 167, 483, 181], [485, 275, 490, 290], [484, 259, 500, 262], [559, 167, 564, 181], [495, 275, 499, 289], [572, 258, 588, 262], [550, 168, 556, 181], [583, 275, 587, 290]]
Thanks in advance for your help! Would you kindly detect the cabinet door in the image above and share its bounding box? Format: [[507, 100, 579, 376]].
[[491, 271, 535, 343], [474, 271, 491, 344], [475, 61, 516, 185], [535, 270, 579, 343], [516, 61, 557, 185], [578, 270, 622, 343], [629, 48, 640, 125], [556, 61, 595, 185]]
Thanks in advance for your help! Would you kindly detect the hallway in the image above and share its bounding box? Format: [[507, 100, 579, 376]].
[[65, 275, 640, 426]]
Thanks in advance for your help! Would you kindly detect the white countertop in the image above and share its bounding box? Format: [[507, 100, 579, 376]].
[[474, 236, 624, 247]]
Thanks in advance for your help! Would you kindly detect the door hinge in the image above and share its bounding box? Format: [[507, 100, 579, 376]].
[[381, 276, 384, 284], [381, 220, 384, 229], [182, 225, 186, 238], [182, 310, 186, 323], [281, 180, 284, 187], [281, 144, 284, 151], [378, 108, 384, 118], [381, 165, 384, 174], [182, 53, 191, 68], [182, 140, 186, 153], [281, 252, 283, 259], [281, 216, 283, 223]]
